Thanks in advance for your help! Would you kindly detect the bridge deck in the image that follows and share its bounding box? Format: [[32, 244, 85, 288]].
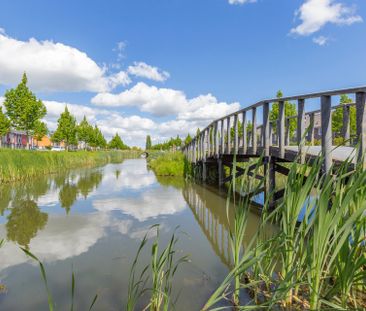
[[284, 145, 356, 164]]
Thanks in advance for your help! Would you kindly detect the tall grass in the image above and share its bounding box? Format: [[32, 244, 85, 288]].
[[148, 152, 185, 177], [203, 153, 366, 310], [0, 149, 138, 183], [20, 247, 98, 311], [126, 225, 188, 311]]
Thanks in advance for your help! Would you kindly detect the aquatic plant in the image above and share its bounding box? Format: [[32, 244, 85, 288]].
[[148, 152, 185, 177], [202, 153, 366, 310], [0, 149, 138, 183], [126, 225, 188, 311], [20, 248, 98, 311]]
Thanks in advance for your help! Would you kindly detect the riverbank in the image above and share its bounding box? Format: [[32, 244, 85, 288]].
[[147, 151, 186, 177], [0, 149, 139, 183]]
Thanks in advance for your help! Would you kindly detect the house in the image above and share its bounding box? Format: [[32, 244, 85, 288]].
[[33, 135, 52, 149], [1, 130, 33, 149]]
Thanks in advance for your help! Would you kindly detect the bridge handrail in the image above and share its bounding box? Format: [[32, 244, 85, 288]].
[[183, 86, 366, 171]]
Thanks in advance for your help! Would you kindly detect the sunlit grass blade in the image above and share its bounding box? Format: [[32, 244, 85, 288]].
[[20, 247, 54, 311]]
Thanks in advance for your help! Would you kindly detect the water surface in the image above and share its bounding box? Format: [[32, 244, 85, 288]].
[[0, 159, 270, 310]]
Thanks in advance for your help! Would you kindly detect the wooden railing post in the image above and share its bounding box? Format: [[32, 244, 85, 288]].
[[263, 102, 270, 157], [342, 105, 350, 146], [269, 122, 273, 146], [321, 95, 332, 173], [308, 113, 315, 145], [297, 99, 305, 163], [205, 127, 210, 159], [234, 114, 238, 154], [226, 117, 231, 154], [215, 121, 219, 157], [193, 139, 196, 163], [356, 92, 366, 167], [220, 119, 224, 155], [252, 107, 257, 154], [278, 101, 285, 158], [285, 118, 290, 146], [242, 111, 247, 154], [207, 126, 212, 157]]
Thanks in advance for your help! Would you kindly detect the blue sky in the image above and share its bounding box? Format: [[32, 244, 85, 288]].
[[0, 0, 365, 146]]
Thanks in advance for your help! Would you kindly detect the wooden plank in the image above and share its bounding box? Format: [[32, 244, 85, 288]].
[[242, 111, 247, 154], [215, 121, 219, 157], [226, 117, 231, 154], [321, 95, 332, 173], [356, 91, 366, 167], [220, 119, 224, 155], [308, 113, 315, 145], [297, 98, 305, 163], [234, 114, 238, 155], [263, 102, 270, 156], [252, 107, 257, 154], [278, 101, 285, 158], [342, 105, 350, 146], [285, 118, 290, 146]]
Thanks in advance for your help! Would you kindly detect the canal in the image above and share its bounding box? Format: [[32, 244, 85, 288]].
[[0, 159, 270, 310]]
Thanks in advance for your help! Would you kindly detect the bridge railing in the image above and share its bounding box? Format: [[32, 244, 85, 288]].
[[183, 86, 366, 171]]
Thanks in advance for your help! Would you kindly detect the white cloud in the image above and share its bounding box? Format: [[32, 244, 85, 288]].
[[43, 100, 111, 127], [291, 0, 362, 36], [128, 62, 170, 82], [228, 0, 257, 4], [91, 82, 186, 116], [91, 82, 239, 119], [312, 35, 329, 45], [42, 99, 157, 146], [0, 32, 130, 92]]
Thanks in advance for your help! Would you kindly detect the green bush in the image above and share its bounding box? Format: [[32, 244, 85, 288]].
[[148, 152, 185, 177]]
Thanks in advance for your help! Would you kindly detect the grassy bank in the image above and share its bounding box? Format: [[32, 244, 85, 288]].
[[0, 149, 139, 183], [147, 151, 185, 177]]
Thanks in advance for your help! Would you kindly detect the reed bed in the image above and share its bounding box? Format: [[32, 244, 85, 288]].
[[203, 154, 366, 310], [148, 152, 185, 177], [0, 149, 138, 183]]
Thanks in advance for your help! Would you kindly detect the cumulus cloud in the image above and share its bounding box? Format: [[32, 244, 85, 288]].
[[228, 0, 257, 4], [128, 62, 170, 82], [43, 100, 156, 146], [0, 32, 130, 92], [91, 82, 239, 118], [291, 0, 362, 36]]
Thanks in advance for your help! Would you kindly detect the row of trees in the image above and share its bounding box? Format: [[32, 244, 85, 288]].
[[0, 73, 130, 150]]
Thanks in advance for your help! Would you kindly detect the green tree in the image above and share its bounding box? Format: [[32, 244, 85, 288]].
[[332, 94, 355, 137], [33, 120, 48, 144], [3, 73, 46, 148], [89, 125, 106, 149], [270, 90, 297, 137], [184, 134, 192, 145], [145, 135, 152, 150], [0, 107, 11, 147], [77, 116, 94, 148], [108, 133, 127, 150], [52, 107, 77, 150]]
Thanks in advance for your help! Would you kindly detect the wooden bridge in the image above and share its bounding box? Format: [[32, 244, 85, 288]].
[[182, 87, 366, 204]]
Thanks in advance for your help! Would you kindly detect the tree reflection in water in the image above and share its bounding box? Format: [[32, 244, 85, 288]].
[[6, 200, 48, 249], [59, 183, 78, 214]]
